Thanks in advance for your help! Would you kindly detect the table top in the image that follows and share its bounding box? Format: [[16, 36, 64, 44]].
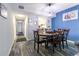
[[39, 32, 58, 36]]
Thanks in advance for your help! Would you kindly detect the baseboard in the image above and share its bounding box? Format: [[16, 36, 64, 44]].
[[67, 40, 76, 48], [67, 40, 78, 52], [67, 40, 75, 44], [8, 37, 17, 56]]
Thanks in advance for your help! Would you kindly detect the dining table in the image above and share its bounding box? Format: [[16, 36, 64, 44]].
[[34, 29, 69, 53]]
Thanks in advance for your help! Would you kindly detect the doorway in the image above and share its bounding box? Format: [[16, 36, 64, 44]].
[[16, 20, 24, 36]]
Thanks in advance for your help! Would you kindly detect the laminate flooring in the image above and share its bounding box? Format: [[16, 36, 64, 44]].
[[9, 40, 78, 56]]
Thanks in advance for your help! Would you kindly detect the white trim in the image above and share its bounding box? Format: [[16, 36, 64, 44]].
[[8, 37, 17, 55], [67, 40, 79, 56], [67, 40, 76, 47], [67, 40, 75, 44]]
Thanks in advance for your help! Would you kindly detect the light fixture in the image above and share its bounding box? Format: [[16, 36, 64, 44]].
[[15, 14, 26, 19], [16, 14, 25, 17], [47, 3, 55, 7], [48, 3, 52, 6]]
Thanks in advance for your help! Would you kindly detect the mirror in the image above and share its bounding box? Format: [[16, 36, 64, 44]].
[[0, 3, 7, 19]]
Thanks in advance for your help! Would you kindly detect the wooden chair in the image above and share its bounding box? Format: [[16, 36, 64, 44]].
[[50, 32, 62, 53], [34, 31, 46, 53], [55, 29, 70, 49], [62, 29, 70, 48]]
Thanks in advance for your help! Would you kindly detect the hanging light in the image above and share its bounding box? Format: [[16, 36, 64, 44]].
[[47, 3, 55, 7]]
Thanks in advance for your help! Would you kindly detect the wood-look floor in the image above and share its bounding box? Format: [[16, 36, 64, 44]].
[[9, 40, 78, 56]]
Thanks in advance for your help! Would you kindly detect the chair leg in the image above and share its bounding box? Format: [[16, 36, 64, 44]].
[[34, 41, 36, 50], [62, 41, 64, 49], [52, 45, 54, 53], [66, 40, 68, 48], [47, 41, 48, 48], [37, 43, 39, 53], [45, 41, 48, 48], [59, 42, 61, 51], [45, 42, 47, 48]]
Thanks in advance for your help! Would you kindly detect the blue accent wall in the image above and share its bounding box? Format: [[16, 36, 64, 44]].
[[51, 5, 79, 41]]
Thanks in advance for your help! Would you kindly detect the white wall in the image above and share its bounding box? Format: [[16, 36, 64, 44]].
[[24, 16, 28, 39], [38, 16, 47, 28], [46, 18, 52, 29], [27, 15, 38, 40], [0, 4, 14, 56]]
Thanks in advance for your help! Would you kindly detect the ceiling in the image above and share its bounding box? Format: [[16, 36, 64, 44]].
[[8, 3, 79, 17]]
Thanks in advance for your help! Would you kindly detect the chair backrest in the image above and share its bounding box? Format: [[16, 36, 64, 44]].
[[34, 31, 39, 42], [54, 30, 64, 41], [58, 33, 64, 40], [52, 33, 59, 40]]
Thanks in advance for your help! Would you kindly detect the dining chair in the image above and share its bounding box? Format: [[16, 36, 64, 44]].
[[50, 32, 62, 53], [63, 29, 70, 48], [33, 31, 46, 53], [55, 30, 65, 49]]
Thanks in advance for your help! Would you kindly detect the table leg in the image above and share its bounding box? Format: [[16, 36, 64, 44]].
[[37, 43, 39, 53]]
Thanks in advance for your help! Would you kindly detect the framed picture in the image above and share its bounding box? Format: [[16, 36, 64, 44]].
[[63, 10, 78, 21], [0, 3, 7, 19]]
